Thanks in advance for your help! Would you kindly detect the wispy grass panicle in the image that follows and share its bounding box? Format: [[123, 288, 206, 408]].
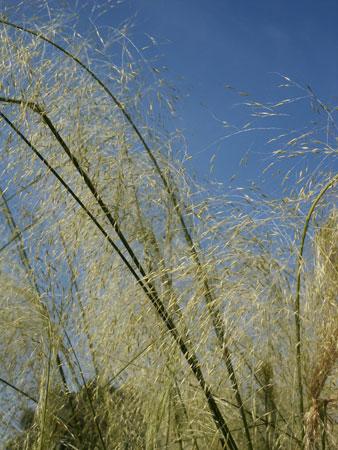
[[0, 2, 337, 449]]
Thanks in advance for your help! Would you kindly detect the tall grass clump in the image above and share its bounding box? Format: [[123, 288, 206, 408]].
[[0, 2, 337, 449]]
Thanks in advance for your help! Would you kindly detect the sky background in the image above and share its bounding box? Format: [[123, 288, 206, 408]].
[[7, 0, 338, 191], [97, 0, 338, 190]]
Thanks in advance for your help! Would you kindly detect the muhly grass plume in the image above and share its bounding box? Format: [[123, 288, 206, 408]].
[[0, 3, 337, 449]]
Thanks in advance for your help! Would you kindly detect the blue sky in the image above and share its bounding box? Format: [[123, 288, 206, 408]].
[[93, 0, 338, 189], [7, 0, 338, 189]]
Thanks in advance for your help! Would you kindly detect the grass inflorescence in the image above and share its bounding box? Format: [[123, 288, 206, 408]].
[[0, 3, 337, 449]]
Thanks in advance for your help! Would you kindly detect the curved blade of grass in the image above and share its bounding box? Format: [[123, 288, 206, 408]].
[[0, 22, 252, 448], [0, 96, 155, 295], [294, 173, 338, 440], [0, 109, 238, 450]]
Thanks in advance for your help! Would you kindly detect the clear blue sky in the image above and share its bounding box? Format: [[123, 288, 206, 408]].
[[95, 0, 338, 189]]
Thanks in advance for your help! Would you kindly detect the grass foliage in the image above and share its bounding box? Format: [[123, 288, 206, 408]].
[[0, 3, 337, 449]]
